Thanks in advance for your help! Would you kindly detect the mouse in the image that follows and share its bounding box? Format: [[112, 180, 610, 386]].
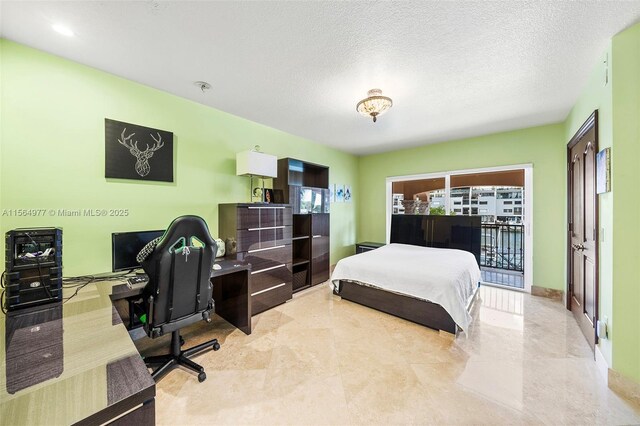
[[212, 264, 222, 270]]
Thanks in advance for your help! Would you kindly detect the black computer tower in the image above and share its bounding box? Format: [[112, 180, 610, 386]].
[[4, 228, 63, 311]]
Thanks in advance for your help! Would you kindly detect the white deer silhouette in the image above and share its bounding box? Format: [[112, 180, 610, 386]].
[[117, 128, 164, 177]]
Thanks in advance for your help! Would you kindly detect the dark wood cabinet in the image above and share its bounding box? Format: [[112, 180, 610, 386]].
[[311, 213, 330, 285], [273, 158, 330, 292], [219, 204, 293, 314], [356, 241, 385, 254], [273, 159, 329, 203]]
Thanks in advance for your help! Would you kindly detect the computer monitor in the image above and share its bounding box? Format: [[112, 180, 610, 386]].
[[111, 230, 164, 272]]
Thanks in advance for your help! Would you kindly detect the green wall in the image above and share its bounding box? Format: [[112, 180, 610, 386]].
[[566, 23, 640, 385], [610, 23, 640, 384], [0, 40, 358, 276], [357, 124, 566, 290], [564, 44, 614, 369]]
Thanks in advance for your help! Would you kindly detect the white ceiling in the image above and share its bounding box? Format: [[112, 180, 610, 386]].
[[2, 1, 640, 155]]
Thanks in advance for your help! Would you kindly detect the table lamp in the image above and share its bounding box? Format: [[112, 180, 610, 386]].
[[236, 146, 278, 202]]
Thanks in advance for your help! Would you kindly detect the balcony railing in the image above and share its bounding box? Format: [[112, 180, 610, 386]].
[[480, 223, 524, 272]]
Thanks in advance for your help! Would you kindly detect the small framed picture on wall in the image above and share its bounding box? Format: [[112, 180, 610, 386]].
[[596, 147, 611, 194], [344, 185, 352, 202], [336, 185, 345, 202]]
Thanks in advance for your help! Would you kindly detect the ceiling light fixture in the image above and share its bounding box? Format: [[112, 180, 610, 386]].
[[52, 24, 74, 37], [356, 89, 393, 123]]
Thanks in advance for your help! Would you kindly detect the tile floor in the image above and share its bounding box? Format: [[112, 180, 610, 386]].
[[136, 284, 640, 425]]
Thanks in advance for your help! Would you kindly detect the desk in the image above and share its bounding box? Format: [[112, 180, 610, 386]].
[[0, 281, 155, 426], [111, 259, 252, 335], [0, 260, 251, 425]]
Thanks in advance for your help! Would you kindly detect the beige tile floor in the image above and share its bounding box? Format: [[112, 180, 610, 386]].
[[136, 284, 640, 425]]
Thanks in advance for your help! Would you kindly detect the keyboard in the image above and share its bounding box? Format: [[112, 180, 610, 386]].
[[127, 274, 149, 289]]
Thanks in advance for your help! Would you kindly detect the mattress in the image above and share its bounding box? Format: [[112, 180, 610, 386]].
[[331, 243, 481, 331]]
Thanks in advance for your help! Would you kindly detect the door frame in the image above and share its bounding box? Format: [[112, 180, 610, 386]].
[[385, 163, 533, 293], [566, 110, 599, 345]]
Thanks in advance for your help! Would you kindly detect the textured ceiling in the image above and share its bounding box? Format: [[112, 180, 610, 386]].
[[2, 1, 640, 155]]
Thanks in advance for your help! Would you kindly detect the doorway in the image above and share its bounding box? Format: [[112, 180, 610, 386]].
[[386, 164, 533, 293], [567, 111, 599, 349]]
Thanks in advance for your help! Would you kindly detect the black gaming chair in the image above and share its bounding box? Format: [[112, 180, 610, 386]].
[[138, 215, 220, 383]]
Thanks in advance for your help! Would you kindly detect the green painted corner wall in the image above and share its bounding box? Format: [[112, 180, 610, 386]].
[[356, 123, 566, 290], [564, 43, 614, 369], [565, 22, 640, 385], [610, 23, 640, 384], [0, 40, 358, 276]]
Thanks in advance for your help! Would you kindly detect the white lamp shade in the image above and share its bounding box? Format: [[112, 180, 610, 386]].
[[236, 150, 278, 178]]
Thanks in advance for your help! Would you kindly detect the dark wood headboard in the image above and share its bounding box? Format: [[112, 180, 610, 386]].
[[390, 215, 482, 263]]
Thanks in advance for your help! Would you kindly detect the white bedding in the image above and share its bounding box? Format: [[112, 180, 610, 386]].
[[331, 243, 481, 331]]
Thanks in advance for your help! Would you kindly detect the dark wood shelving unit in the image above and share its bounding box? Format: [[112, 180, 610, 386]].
[[273, 158, 330, 293]]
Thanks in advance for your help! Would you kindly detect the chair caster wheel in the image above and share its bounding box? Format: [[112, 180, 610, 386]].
[[180, 336, 185, 346], [198, 372, 206, 383], [213, 342, 221, 351]]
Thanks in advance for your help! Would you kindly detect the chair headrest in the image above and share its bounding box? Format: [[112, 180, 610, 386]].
[[137, 216, 216, 264], [156, 215, 215, 252]]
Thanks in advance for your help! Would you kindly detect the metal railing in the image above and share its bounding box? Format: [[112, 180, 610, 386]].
[[480, 224, 524, 272]]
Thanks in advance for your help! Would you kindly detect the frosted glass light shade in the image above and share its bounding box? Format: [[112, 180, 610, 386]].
[[356, 88, 393, 122], [236, 150, 277, 178]]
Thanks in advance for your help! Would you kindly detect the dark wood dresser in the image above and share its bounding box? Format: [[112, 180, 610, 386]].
[[218, 203, 293, 314]]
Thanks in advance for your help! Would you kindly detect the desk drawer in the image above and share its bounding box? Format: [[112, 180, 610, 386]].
[[237, 206, 293, 229], [259, 206, 293, 228], [241, 246, 292, 272], [237, 227, 292, 252], [250, 263, 292, 294], [252, 281, 292, 315]]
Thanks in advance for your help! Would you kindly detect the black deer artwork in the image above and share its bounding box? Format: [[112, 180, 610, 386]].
[[105, 118, 173, 182]]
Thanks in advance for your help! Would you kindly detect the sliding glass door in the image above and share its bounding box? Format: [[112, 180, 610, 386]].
[[386, 165, 532, 292]]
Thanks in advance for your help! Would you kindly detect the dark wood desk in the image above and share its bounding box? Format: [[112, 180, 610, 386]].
[[111, 259, 252, 335], [1, 261, 251, 425], [0, 284, 155, 426]]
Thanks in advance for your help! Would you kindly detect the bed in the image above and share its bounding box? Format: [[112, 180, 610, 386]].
[[331, 215, 482, 335]]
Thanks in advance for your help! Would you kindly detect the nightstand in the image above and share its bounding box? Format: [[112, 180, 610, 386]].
[[355, 241, 385, 254]]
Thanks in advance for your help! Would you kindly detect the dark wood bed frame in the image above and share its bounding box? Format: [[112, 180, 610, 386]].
[[336, 215, 482, 335]]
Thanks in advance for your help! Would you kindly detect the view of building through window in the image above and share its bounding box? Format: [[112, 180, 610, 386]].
[[428, 186, 524, 224]]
